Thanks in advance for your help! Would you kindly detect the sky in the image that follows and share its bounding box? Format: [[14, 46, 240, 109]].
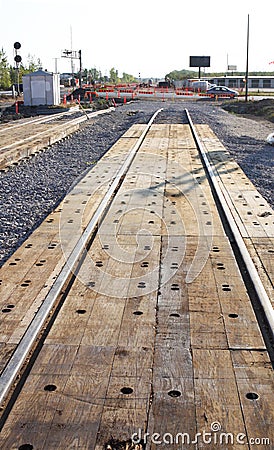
[[1, 0, 274, 79]]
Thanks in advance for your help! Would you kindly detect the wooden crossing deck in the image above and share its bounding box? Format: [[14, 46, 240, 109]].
[[0, 123, 273, 449]]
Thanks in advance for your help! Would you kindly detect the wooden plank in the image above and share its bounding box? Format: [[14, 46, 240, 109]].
[[193, 349, 247, 449], [231, 350, 273, 380], [95, 407, 147, 449], [190, 311, 228, 349], [146, 381, 197, 450], [147, 205, 196, 447], [0, 390, 103, 449], [234, 377, 274, 448], [121, 124, 147, 138]]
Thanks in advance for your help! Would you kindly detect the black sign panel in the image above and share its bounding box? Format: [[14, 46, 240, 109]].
[[190, 56, 210, 67]]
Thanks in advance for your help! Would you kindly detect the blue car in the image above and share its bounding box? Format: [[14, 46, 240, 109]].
[[206, 86, 239, 98]]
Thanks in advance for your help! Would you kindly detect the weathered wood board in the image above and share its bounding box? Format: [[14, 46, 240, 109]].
[[0, 123, 273, 450]]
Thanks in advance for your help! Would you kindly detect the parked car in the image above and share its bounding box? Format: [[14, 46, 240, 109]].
[[206, 86, 239, 98]]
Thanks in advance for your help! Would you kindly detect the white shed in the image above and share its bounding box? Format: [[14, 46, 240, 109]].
[[23, 70, 60, 106]]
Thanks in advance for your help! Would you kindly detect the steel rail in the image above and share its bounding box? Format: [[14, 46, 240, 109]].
[[185, 108, 274, 338], [0, 108, 163, 408], [0, 106, 80, 134], [0, 107, 115, 153]]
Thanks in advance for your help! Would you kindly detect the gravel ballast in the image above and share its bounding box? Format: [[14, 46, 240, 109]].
[[0, 100, 273, 266]]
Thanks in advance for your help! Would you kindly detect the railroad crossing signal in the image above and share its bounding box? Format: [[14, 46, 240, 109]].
[[13, 42, 22, 96], [14, 55, 22, 63], [14, 41, 22, 64]]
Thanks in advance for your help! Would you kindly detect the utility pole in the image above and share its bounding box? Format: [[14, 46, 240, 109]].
[[78, 50, 82, 87], [245, 14, 250, 102], [70, 25, 74, 77], [53, 58, 59, 74]]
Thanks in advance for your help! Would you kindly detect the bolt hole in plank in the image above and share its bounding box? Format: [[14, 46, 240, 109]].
[[168, 390, 181, 398], [48, 243, 57, 249], [222, 284, 231, 291], [18, 445, 34, 450], [246, 392, 259, 400], [138, 282, 146, 288], [21, 280, 31, 287], [171, 284, 180, 291], [169, 313, 180, 318], [44, 384, 57, 392], [76, 309, 87, 315], [120, 387, 133, 395], [133, 311, 143, 316], [228, 313, 239, 318], [141, 262, 149, 268]]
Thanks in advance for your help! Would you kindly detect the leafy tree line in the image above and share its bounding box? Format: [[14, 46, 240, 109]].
[[80, 67, 136, 84]]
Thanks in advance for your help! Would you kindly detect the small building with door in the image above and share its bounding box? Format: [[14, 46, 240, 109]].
[[23, 70, 60, 106]]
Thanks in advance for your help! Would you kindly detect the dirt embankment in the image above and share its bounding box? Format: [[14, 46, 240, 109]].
[[223, 98, 274, 122]]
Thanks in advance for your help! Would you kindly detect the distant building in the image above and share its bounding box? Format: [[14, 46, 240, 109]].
[[204, 76, 274, 90]]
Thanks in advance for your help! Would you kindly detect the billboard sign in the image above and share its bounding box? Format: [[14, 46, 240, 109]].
[[228, 65, 237, 71], [190, 56, 210, 67]]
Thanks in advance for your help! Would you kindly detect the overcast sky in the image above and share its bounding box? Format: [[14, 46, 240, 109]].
[[1, 0, 273, 78]]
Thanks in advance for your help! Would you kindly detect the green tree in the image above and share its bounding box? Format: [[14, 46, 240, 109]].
[[121, 72, 136, 83], [166, 69, 198, 80], [89, 67, 102, 82], [109, 67, 120, 83], [0, 48, 11, 89]]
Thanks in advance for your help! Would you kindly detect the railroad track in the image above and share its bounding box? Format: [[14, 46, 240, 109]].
[[0, 106, 80, 132], [0, 107, 114, 171], [0, 108, 273, 449]]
